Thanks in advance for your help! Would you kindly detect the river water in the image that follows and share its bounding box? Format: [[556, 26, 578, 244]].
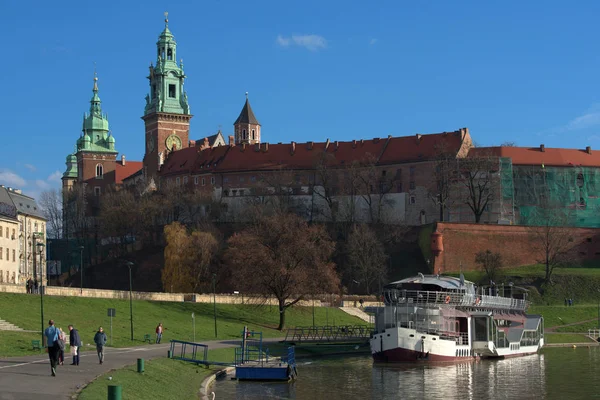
[[213, 347, 600, 399]]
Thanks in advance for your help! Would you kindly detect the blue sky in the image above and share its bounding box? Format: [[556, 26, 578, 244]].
[[2, 0, 600, 199]]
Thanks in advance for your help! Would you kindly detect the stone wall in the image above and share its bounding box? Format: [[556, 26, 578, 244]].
[[431, 222, 600, 273], [0, 283, 320, 306]]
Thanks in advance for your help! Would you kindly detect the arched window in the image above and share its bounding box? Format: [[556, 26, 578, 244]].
[[96, 164, 103, 178], [252, 129, 255, 140], [242, 129, 246, 140], [167, 48, 173, 60]]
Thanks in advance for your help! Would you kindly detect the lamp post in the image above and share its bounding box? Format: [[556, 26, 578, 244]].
[[79, 246, 84, 294], [127, 262, 134, 341], [212, 273, 217, 338], [37, 242, 45, 346]]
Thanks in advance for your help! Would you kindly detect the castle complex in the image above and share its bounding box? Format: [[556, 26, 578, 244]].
[[62, 16, 600, 231]]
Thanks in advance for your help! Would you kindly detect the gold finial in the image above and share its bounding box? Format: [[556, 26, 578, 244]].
[[164, 11, 169, 26], [245, 91, 249, 99]]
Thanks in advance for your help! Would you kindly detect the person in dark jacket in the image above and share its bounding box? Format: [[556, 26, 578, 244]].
[[68, 325, 82, 365], [44, 320, 60, 376], [93, 327, 108, 364]]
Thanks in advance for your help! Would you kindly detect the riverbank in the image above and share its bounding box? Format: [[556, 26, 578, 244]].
[[0, 292, 364, 357]]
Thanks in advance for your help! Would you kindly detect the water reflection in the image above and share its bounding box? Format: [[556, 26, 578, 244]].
[[215, 349, 600, 400]]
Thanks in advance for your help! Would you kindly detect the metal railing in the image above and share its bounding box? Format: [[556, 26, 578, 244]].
[[383, 289, 528, 311], [284, 325, 372, 343], [588, 329, 600, 340], [169, 340, 208, 364]]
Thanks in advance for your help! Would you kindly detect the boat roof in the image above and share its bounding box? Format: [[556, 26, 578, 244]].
[[385, 274, 474, 290]]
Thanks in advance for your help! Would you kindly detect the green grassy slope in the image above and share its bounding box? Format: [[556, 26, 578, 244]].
[[0, 293, 364, 357]]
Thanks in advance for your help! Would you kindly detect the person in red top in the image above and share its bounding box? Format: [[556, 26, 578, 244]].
[[155, 323, 163, 344]]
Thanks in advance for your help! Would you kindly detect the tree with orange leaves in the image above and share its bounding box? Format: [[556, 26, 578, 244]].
[[225, 213, 339, 330]]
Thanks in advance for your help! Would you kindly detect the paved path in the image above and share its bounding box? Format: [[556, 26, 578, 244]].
[[338, 307, 373, 323], [0, 338, 269, 400]]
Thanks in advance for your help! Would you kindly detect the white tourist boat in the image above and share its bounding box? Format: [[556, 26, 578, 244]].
[[370, 273, 544, 362]]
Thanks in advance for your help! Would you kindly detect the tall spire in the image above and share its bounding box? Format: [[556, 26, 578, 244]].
[[90, 66, 102, 116]]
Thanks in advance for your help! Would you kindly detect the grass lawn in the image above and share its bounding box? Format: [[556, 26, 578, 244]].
[[78, 358, 218, 400], [544, 333, 597, 344], [0, 293, 365, 357]]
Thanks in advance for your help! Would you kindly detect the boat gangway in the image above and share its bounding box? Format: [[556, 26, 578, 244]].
[[284, 325, 372, 344], [169, 339, 233, 366]]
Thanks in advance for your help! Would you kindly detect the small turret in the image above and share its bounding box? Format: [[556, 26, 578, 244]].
[[234, 92, 261, 145], [63, 154, 78, 179]]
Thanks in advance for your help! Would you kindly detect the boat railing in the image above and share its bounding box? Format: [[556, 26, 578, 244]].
[[384, 289, 528, 311]]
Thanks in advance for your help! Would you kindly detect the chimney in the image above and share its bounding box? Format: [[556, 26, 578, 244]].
[[373, 137, 380, 143], [240, 143, 246, 152], [388, 134, 392, 139], [586, 146, 592, 154], [334, 141, 339, 150], [228, 135, 235, 146], [14, 189, 21, 194], [254, 143, 260, 152], [291, 141, 296, 155], [189, 140, 196, 147], [307, 141, 313, 150], [121, 155, 125, 165], [262, 142, 269, 152], [540, 144, 545, 152], [352, 139, 357, 148], [325, 138, 330, 150], [360, 139, 364, 145], [416, 134, 422, 143]]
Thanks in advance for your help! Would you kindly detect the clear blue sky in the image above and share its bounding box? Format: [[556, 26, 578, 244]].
[[2, 0, 600, 199]]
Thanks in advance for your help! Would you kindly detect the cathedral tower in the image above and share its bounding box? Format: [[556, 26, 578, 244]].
[[234, 93, 261, 145], [142, 13, 192, 182]]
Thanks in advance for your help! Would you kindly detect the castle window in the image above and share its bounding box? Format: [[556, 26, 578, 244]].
[[242, 130, 246, 140], [224, 190, 229, 197], [194, 176, 199, 185], [183, 176, 188, 184], [409, 181, 415, 190], [252, 129, 255, 140], [410, 195, 416, 205], [169, 84, 176, 98], [210, 177, 216, 185], [167, 48, 173, 60], [94, 187, 101, 196], [201, 178, 206, 186], [96, 164, 103, 178]]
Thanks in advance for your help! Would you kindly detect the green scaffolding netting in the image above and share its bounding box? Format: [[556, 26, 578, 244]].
[[505, 161, 600, 227]]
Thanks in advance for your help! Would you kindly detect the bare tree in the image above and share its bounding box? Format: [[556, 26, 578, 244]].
[[224, 212, 339, 330], [457, 155, 498, 223], [311, 152, 345, 223], [350, 154, 397, 224], [475, 250, 503, 283], [346, 224, 387, 295], [39, 189, 63, 239], [528, 208, 575, 284], [98, 189, 141, 258], [428, 144, 458, 222]]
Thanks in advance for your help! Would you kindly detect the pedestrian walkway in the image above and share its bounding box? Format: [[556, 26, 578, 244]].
[[338, 307, 374, 324], [0, 338, 282, 399]]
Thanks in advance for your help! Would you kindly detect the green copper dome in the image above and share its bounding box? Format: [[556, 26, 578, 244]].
[[63, 153, 78, 178]]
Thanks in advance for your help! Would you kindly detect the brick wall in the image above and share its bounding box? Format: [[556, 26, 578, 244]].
[[432, 222, 600, 273]]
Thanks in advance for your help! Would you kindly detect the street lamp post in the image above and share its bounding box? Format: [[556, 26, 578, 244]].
[[127, 262, 134, 341], [79, 246, 84, 294], [37, 242, 45, 346], [212, 273, 217, 338]]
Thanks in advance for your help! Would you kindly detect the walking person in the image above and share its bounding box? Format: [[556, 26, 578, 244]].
[[44, 320, 60, 376], [58, 327, 67, 365], [94, 327, 107, 364], [68, 324, 82, 365], [156, 322, 163, 344]]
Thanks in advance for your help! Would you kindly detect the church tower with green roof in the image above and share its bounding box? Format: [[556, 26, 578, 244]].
[[62, 72, 118, 196], [142, 13, 193, 183]]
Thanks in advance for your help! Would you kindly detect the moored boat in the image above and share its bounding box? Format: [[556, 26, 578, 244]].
[[370, 273, 544, 363]]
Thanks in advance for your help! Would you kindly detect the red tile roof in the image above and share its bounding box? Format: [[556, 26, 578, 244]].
[[115, 160, 143, 184], [158, 129, 469, 177], [469, 146, 600, 167]]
